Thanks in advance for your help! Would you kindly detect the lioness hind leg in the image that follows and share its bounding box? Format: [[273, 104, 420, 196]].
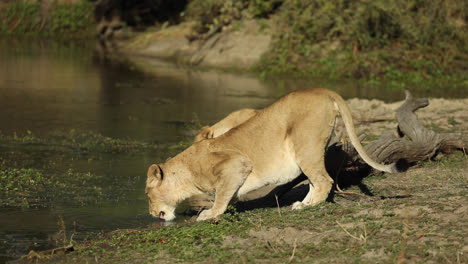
[[197, 153, 252, 221], [292, 166, 333, 210]]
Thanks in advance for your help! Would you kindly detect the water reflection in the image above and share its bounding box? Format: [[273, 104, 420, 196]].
[[0, 38, 279, 143]]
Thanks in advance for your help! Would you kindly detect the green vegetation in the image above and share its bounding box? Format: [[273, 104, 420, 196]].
[[0, 1, 41, 34], [257, 0, 468, 87], [0, 0, 94, 36], [186, 0, 282, 33], [49, 1, 94, 34]]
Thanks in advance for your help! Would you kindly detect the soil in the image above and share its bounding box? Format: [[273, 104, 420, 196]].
[[219, 159, 468, 263]]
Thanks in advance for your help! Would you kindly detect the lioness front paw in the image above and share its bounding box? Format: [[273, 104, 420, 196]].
[[197, 209, 214, 221]]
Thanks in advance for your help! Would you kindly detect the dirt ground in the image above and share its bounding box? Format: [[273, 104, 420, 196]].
[[229, 157, 468, 263]]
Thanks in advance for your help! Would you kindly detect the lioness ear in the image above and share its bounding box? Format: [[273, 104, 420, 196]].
[[147, 164, 164, 183], [194, 126, 214, 143], [206, 127, 214, 139], [200, 126, 214, 139]]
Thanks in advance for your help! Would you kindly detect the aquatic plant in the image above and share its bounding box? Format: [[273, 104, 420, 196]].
[[0, 164, 139, 208]]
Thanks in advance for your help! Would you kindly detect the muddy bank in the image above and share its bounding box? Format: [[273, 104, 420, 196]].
[[120, 20, 271, 70]]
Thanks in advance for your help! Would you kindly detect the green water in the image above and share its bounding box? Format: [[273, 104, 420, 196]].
[[0, 37, 466, 263]]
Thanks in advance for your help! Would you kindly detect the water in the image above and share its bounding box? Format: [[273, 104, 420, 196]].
[[0, 37, 466, 262], [0, 37, 287, 263]]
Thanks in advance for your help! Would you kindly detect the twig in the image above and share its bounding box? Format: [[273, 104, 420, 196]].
[[335, 191, 376, 201], [288, 238, 297, 263], [336, 221, 367, 243], [274, 195, 282, 217], [356, 117, 396, 124]]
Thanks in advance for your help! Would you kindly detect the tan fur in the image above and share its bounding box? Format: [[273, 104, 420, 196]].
[[193, 108, 258, 143], [146, 88, 397, 221]]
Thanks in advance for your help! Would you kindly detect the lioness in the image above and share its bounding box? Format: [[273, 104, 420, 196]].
[[192, 107, 310, 210], [194, 108, 258, 143], [146, 88, 397, 221]]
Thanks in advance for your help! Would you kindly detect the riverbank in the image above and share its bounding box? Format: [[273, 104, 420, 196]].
[[1, 1, 467, 90], [120, 0, 468, 91]]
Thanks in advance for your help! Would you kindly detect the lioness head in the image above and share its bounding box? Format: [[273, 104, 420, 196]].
[[194, 126, 214, 143], [145, 164, 177, 221]]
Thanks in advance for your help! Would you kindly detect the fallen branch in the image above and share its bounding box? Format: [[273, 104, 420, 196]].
[[350, 91, 466, 165]]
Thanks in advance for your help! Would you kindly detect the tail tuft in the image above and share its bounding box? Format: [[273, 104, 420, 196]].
[[386, 159, 409, 173]]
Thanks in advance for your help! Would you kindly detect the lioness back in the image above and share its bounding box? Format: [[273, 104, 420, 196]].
[[194, 108, 258, 142], [210, 89, 338, 191]]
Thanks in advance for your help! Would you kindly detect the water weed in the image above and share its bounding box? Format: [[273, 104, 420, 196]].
[[0, 166, 105, 208]]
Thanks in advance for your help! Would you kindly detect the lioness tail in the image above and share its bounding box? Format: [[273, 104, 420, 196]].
[[330, 93, 398, 173]]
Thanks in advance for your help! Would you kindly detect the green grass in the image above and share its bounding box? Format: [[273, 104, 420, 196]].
[[419, 151, 467, 170]]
